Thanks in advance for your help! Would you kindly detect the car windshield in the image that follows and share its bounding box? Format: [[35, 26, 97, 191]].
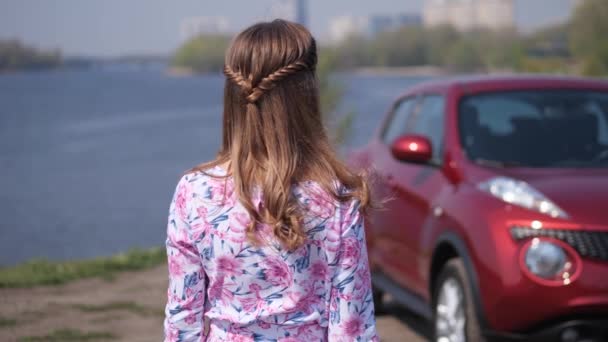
[[459, 90, 608, 168]]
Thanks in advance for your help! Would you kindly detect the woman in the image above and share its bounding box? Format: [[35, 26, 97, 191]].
[[164, 19, 378, 342]]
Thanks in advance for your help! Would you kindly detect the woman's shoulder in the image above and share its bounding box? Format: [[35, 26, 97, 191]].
[[178, 163, 229, 186], [173, 164, 235, 207]]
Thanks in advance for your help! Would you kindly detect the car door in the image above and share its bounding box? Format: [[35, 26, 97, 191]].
[[368, 95, 419, 286], [374, 94, 448, 296]]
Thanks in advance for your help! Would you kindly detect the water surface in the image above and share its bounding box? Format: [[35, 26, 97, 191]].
[[0, 67, 428, 265]]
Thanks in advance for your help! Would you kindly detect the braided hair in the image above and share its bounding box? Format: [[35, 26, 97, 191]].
[[224, 60, 311, 104], [192, 19, 369, 251]]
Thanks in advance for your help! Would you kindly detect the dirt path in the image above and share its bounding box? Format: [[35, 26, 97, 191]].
[[0, 266, 428, 341]]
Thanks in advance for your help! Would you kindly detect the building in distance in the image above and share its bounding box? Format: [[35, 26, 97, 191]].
[[329, 13, 422, 43], [328, 15, 370, 43], [423, 0, 515, 31], [179, 16, 230, 41], [369, 14, 422, 36]]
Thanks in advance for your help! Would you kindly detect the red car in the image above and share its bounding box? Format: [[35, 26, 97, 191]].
[[349, 75, 608, 342]]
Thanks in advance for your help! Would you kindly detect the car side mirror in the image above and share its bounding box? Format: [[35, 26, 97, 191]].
[[390, 134, 433, 164]]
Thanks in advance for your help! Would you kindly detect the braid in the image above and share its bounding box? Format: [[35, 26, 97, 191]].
[[246, 61, 309, 103], [225, 60, 310, 104], [223, 65, 252, 94]]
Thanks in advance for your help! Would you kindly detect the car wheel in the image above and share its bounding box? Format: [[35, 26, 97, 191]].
[[433, 259, 484, 342], [372, 284, 386, 315]]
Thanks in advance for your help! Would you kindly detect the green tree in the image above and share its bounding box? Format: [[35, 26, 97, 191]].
[[0, 40, 61, 71], [569, 0, 608, 75], [474, 30, 525, 70], [443, 38, 484, 71], [172, 35, 231, 73], [425, 25, 461, 65], [525, 24, 570, 58], [331, 35, 375, 68], [369, 27, 427, 66], [317, 48, 355, 145]]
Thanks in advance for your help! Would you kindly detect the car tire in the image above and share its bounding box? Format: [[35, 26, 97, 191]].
[[372, 284, 386, 315], [433, 258, 484, 342]]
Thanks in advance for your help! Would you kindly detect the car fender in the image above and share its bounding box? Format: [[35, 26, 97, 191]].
[[432, 231, 490, 331]]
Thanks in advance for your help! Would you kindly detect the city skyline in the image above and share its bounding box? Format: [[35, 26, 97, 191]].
[[0, 0, 573, 57], [424, 0, 515, 31]]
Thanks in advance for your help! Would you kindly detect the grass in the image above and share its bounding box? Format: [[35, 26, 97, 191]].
[[0, 247, 166, 288], [0, 316, 17, 328], [18, 328, 116, 341], [71, 301, 163, 317]]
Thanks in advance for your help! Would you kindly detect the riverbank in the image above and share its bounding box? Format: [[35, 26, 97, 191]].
[[0, 248, 168, 340], [0, 252, 427, 341], [0, 248, 166, 288], [0, 263, 167, 342]]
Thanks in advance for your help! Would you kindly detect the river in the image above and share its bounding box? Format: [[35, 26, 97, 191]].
[[0, 66, 429, 265]]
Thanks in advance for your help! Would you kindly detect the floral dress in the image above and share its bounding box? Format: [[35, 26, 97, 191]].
[[164, 166, 378, 342]]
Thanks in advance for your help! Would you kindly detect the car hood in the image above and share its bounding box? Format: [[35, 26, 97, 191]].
[[495, 168, 608, 227]]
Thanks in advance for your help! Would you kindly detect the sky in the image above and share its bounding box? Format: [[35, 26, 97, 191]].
[[0, 0, 574, 57]]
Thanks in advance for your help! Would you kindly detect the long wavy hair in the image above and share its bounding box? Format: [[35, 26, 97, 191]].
[[192, 19, 369, 251]]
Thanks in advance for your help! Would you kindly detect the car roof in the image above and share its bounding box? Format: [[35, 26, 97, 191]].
[[406, 74, 608, 94]]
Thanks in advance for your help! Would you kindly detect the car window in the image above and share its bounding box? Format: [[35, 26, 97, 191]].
[[584, 101, 608, 145], [408, 95, 446, 163], [459, 90, 608, 168], [382, 97, 417, 144], [473, 97, 541, 135]]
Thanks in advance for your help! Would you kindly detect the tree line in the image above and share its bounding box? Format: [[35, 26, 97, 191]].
[[327, 0, 606, 76], [0, 40, 62, 72], [172, 0, 607, 76]]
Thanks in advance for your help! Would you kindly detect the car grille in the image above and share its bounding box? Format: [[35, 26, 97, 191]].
[[510, 226, 608, 262]]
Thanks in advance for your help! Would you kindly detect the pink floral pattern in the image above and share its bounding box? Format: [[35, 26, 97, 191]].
[[164, 166, 378, 341]]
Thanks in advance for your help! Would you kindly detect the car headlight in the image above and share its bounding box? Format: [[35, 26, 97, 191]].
[[478, 176, 568, 219], [525, 239, 567, 279]]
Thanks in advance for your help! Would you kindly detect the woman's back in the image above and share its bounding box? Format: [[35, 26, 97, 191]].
[[163, 19, 377, 341], [164, 166, 377, 341]]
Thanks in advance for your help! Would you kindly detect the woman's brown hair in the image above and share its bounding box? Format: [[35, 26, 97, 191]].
[[192, 19, 369, 251]]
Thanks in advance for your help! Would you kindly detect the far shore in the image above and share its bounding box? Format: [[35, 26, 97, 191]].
[[352, 65, 451, 77], [165, 65, 521, 79], [165, 65, 453, 78], [165, 66, 199, 77]]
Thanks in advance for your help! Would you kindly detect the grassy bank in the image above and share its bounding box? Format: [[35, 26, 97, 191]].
[[18, 329, 116, 342], [0, 247, 166, 288]]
